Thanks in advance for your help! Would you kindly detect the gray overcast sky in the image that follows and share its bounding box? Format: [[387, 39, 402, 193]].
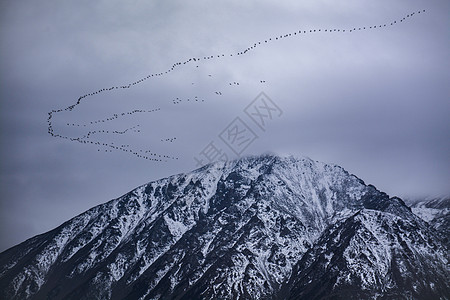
[[1, 0, 449, 252]]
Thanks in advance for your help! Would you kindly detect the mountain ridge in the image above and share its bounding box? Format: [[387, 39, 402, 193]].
[[1, 154, 448, 299]]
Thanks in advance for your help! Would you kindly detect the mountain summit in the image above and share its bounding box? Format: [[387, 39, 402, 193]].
[[0, 155, 448, 299]]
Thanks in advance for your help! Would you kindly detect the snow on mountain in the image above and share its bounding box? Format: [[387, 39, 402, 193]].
[[0, 154, 448, 299], [285, 209, 448, 299], [406, 197, 449, 246]]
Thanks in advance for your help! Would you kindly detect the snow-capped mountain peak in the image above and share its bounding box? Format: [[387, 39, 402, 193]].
[[0, 154, 448, 299]]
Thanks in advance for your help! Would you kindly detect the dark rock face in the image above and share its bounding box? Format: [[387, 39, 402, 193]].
[[286, 210, 448, 300], [407, 197, 450, 246], [1, 155, 448, 299]]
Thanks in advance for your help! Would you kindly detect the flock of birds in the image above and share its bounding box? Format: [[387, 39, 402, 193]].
[[60, 108, 177, 159], [172, 96, 205, 105], [51, 108, 177, 161], [66, 109, 161, 127], [47, 10, 425, 162], [161, 137, 177, 143], [79, 125, 141, 141]]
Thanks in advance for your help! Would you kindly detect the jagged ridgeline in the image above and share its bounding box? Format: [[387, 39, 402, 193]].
[[0, 155, 448, 299]]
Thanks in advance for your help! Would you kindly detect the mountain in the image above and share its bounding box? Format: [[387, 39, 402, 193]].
[[406, 197, 449, 245], [0, 155, 448, 299]]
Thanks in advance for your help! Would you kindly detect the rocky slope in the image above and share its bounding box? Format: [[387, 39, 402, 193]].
[[407, 197, 449, 245], [0, 155, 448, 299]]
